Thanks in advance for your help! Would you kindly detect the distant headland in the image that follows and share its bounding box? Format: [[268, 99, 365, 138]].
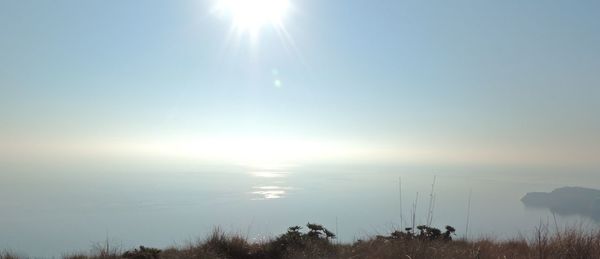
[[521, 186, 600, 221]]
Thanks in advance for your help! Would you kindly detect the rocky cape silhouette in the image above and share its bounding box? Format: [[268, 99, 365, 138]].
[[521, 186, 600, 220]]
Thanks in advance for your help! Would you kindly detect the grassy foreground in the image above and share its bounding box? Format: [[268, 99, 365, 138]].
[[3, 223, 600, 259]]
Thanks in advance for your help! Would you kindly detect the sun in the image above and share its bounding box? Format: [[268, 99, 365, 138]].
[[214, 0, 290, 35]]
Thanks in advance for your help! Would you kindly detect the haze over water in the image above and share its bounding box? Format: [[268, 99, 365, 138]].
[[2, 165, 599, 257]]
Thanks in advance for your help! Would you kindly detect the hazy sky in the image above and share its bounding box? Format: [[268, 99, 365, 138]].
[[1, 0, 599, 169]]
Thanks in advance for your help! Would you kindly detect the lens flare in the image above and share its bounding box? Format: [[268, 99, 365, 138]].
[[214, 0, 290, 34]]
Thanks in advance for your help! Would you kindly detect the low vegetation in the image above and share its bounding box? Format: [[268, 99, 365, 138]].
[[3, 223, 600, 259]]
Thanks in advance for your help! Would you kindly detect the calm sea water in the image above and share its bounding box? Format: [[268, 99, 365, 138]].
[[1, 165, 599, 257]]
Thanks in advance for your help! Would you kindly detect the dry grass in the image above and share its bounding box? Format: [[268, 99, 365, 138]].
[[0, 250, 24, 259], [6, 225, 600, 259]]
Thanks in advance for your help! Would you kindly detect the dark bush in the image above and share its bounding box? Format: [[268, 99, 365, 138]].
[[122, 246, 161, 259]]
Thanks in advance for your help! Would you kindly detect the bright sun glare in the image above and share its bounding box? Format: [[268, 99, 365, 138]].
[[215, 0, 290, 34]]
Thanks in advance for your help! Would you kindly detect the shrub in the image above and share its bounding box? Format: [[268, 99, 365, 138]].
[[122, 246, 161, 259]]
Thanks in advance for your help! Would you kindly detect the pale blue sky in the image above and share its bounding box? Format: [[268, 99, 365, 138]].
[[1, 0, 599, 168]]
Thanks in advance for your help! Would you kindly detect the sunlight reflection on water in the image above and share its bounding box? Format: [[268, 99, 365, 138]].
[[249, 170, 293, 199], [250, 171, 289, 178], [252, 186, 291, 199]]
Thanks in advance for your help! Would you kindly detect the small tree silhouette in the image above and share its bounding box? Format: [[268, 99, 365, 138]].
[[306, 222, 336, 240], [380, 224, 456, 241], [443, 225, 456, 241], [270, 223, 337, 257], [122, 246, 161, 259]]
